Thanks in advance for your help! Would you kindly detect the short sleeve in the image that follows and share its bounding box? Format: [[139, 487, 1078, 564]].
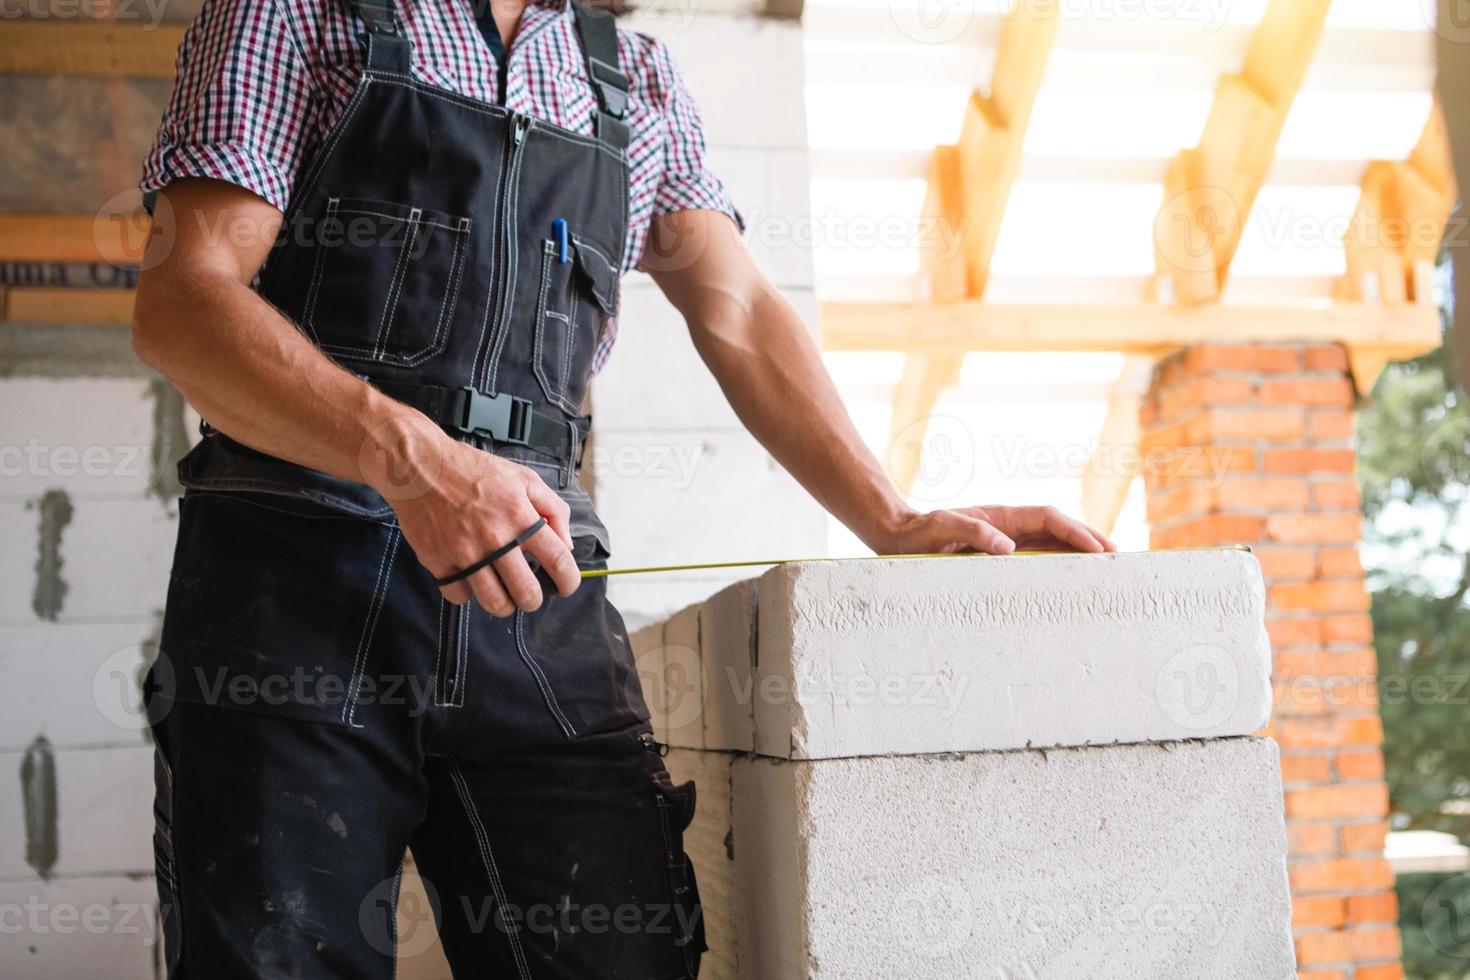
[[140, 0, 318, 213], [643, 38, 743, 231]]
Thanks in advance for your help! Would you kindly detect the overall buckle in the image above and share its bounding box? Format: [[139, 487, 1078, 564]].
[[454, 387, 532, 446]]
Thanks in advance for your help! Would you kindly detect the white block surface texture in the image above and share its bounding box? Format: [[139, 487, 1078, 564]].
[[752, 549, 1272, 759], [724, 737, 1293, 980]]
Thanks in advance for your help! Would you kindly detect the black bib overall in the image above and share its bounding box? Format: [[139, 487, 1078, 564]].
[[147, 3, 705, 977]]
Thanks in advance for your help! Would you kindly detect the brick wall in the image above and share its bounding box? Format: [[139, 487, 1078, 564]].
[[1141, 342, 1402, 980]]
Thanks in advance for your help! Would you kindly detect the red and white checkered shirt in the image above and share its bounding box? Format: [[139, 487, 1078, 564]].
[[140, 0, 741, 369]]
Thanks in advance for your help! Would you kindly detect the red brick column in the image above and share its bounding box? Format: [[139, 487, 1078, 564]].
[[1141, 342, 1402, 980]]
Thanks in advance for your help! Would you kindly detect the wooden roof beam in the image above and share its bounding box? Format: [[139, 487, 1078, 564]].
[[823, 300, 1441, 355], [1338, 97, 1456, 391], [0, 20, 186, 78], [1153, 0, 1333, 305], [887, 1, 1061, 497]]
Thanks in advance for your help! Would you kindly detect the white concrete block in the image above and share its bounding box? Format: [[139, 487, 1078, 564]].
[[726, 737, 1293, 980], [700, 579, 757, 752], [0, 497, 174, 624], [754, 550, 1273, 759], [0, 745, 154, 880], [0, 876, 160, 979], [0, 623, 157, 751], [609, 571, 757, 632], [591, 283, 743, 434], [703, 146, 817, 290], [588, 428, 827, 571], [662, 603, 705, 750], [629, 621, 670, 745], [628, 16, 809, 151], [0, 378, 159, 500], [736, 150, 819, 290], [666, 749, 737, 980]]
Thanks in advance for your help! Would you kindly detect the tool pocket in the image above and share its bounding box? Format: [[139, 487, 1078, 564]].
[[533, 236, 619, 415], [512, 535, 653, 738], [651, 771, 707, 975], [159, 492, 405, 729], [302, 197, 470, 367]]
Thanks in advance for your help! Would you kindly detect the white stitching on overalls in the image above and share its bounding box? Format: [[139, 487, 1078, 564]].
[[342, 529, 401, 727], [434, 599, 449, 707], [513, 611, 576, 736], [373, 211, 420, 358], [301, 196, 341, 343], [448, 760, 533, 980], [389, 852, 405, 980], [313, 213, 468, 367], [291, 77, 373, 222], [453, 601, 469, 708]]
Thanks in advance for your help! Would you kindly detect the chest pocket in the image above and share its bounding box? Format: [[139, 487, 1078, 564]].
[[533, 236, 620, 415], [303, 197, 471, 367]]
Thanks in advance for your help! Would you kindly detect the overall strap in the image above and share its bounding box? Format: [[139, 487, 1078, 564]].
[[571, 2, 631, 151], [345, 0, 413, 73]]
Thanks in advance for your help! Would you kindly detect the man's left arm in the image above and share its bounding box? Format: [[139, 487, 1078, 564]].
[[647, 209, 1116, 556]]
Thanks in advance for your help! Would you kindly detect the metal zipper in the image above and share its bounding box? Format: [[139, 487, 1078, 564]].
[[480, 112, 532, 391]]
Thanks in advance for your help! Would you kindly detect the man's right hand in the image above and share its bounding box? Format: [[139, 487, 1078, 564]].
[[363, 414, 582, 616]]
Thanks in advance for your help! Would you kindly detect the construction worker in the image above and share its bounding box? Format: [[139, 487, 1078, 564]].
[[131, 1, 1116, 976]]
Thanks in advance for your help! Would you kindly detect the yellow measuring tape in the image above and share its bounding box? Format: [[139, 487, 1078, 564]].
[[578, 545, 1253, 578]]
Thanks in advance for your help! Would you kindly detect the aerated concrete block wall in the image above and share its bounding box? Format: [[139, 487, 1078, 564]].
[[587, 5, 828, 627], [641, 550, 1297, 979], [0, 329, 182, 977]]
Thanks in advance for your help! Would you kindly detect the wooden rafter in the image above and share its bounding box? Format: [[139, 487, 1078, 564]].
[[1070, 0, 1335, 533], [4, 288, 136, 324], [0, 214, 152, 266], [1080, 354, 1152, 536], [1153, 0, 1333, 305], [823, 300, 1441, 356], [0, 20, 186, 78], [887, 1, 1060, 498], [1338, 99, 1457, 390]]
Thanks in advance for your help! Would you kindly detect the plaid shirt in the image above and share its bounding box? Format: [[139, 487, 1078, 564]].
[[140, 0, 740, 369]]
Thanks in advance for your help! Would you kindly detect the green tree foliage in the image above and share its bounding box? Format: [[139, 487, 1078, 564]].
[[1358, 340, 1470, 838], [1398, 872, 1470, 980], [1358, 326, 1470, 979]]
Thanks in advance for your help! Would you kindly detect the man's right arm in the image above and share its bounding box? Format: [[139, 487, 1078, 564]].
[[132, 177, 579, 614]]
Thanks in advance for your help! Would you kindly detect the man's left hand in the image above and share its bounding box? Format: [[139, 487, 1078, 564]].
[[870, 505, 1116, 557]]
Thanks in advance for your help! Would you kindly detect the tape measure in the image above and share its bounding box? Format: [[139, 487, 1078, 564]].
[[578, 545, 1253, 579]]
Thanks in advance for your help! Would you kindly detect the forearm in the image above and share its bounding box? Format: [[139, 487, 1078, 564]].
[[687, 279, 913, 549], [132, 265, 434, 493]]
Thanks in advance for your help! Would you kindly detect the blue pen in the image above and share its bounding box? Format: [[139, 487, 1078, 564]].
[[553, 218, 570, 264]]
